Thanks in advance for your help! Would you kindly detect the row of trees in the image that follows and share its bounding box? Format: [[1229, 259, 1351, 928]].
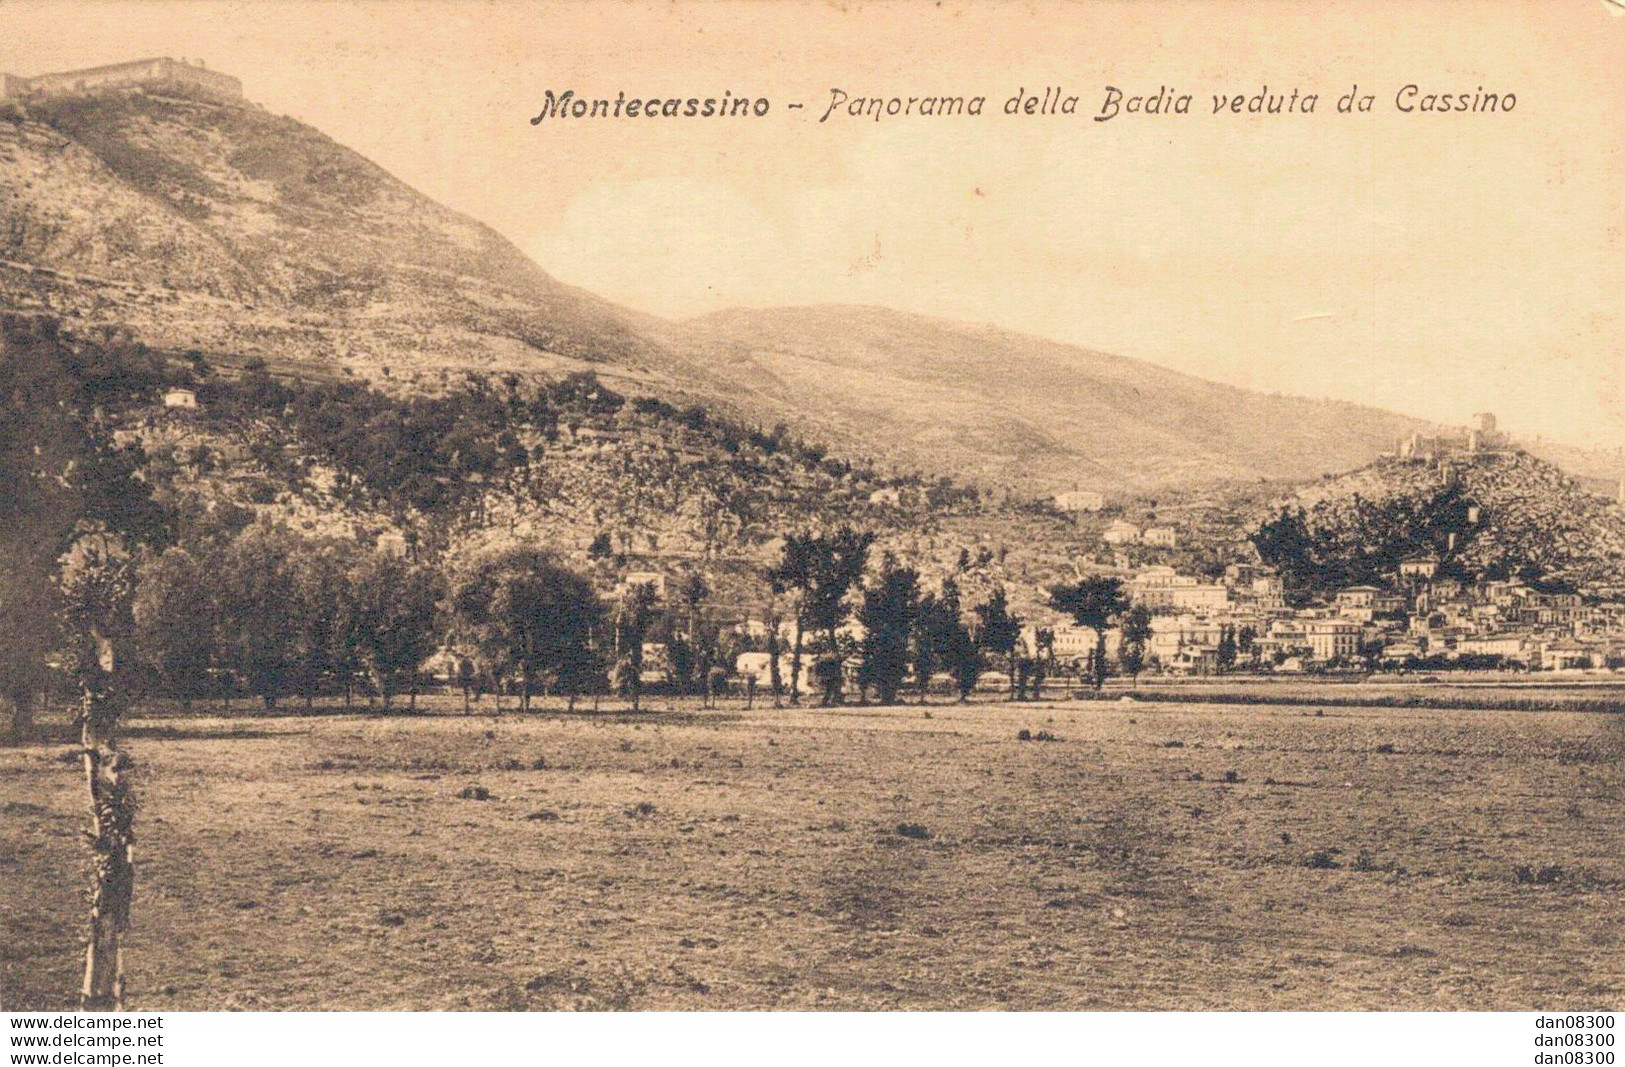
[[130, 526, 750, 716], [25, 512, 1156, 725], [131, 530, 716, 714], [133, 529, 444, 712], [761, 527, 1142, 706], [134, 524, 1151, 715]]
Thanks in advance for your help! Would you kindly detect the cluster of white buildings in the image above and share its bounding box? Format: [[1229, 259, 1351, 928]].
[[1102, 519, 1177, 547], [1055, 556, 1625, 675]]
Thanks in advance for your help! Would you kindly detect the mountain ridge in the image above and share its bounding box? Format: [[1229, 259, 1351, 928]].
[[1, 77, 1601, 492]]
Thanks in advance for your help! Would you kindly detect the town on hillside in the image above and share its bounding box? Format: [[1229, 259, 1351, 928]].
[[4, 19, 1623, 1021]]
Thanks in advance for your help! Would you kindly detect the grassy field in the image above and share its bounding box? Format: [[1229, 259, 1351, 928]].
[[2, 693, 1622, 1011], [1080, 676, 1625, 713]]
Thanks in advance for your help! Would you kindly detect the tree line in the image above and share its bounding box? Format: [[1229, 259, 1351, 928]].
[[760, 527, 1140, 707]]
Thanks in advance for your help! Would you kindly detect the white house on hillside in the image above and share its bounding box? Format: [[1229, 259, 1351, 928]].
[[1102, 520, 1140, 545], [1054, 489, 1104, 512]]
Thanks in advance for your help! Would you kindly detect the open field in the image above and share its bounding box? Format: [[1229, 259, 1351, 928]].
[[3, 694, 1623, 1010], [1083, 676, 1625, 713]]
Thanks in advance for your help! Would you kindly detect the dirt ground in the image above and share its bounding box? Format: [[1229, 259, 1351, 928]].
[[3, 693, 1622, 1010]]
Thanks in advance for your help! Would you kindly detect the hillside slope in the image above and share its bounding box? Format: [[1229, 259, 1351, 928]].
[[0, 88, 674, 382], [660, 306, 1433, 490], [1258, 451, 1625, 594], [0, 79, 1449, 491]]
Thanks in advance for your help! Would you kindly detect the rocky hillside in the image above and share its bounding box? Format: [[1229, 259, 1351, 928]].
[[103, 348, 1084, 618], [0, 76, 1465, 492], [1256, 451, 1625, 595], [0, 88, 670, 381]]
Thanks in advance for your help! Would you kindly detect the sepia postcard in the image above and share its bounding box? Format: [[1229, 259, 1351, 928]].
[[0, 0, 1620, 1045]]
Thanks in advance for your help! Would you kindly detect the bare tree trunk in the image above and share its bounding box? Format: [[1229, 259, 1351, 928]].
[[789, 620, 804, 706], [79, 683, 133, 1010], [6, 692, 35, 743]]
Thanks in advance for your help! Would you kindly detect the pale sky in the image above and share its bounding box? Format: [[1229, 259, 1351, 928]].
[[2, 0, 1621, 449]]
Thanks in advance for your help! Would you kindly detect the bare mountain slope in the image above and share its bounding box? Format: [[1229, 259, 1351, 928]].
[[0, 88, 671, 382], [659, 305, 1432, 489]]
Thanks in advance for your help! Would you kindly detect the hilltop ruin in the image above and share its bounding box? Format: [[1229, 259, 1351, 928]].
[[0, 57, 242, 104]]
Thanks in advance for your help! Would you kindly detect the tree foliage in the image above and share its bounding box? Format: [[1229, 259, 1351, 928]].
[[857, 555, 920, 705], [974, 586, 1023, 700], [1117, 604, 1153, 684], [767, 527, 875, 705], [923, 577, 981, 701], [448, 547, 602, 712], [132, 548, 215, 709], [1049, 576, 1130, 689], [340, 552, 444, 710], [1251, 485, 1478, 597]]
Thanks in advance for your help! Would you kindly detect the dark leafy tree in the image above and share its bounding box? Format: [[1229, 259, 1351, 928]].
[[942, 624, 982, 702], [857, 555, 920, 706], [766, 537, 815, 705], [676, 572, 710, 640], [456, 654, 478, 713], [132, 548, 216, 710], [927, 577, 981, 701], [911, 592, 945, 704], [667, 635, 697, 695], [215, 524, 305, 708], [765, 606, 784, 707], [1238, 625, 1257, 668], [974, 587, 1023, 701], [612, 581, 659, 712], [554, 631, 605, 712], [342, 551, 444, 711], [449, 547, 602, 713], [1216, 626, 1238, 673], [1028, 627, 1055, 700], [1118, 604, 1153, 687], [1050, 577, 1130, 690], [284, 538, 359, 709], [767, 527, 874, 706]]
